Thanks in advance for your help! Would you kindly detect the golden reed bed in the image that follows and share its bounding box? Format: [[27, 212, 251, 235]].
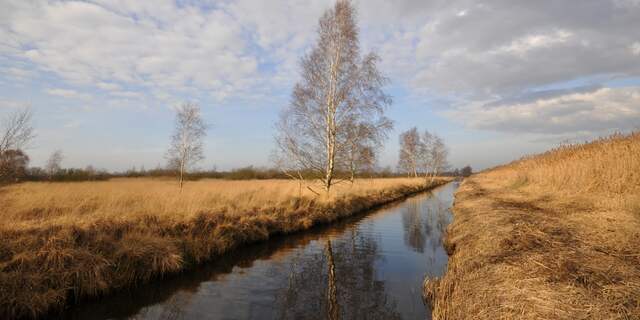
[[424, 132, 640, 319], [0, 177, 449, 318]]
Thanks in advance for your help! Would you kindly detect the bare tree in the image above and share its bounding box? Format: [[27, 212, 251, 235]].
[[418, 130, 434, 179], [343, 118, 392, 182], [356, 146, 376, 175], [166, 103, 207, 190], [427, 134, 449, 182], [275, 0, 392, 193], [398, 127, 421, 177], [0, 108, 34, 183], [0, 108, 34, 154], [399, 128, 449, 182], [45, 149, 63, 180]]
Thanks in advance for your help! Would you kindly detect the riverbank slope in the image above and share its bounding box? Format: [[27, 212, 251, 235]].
[[424, 133, 640, 319], [0, 177, 450, 318]]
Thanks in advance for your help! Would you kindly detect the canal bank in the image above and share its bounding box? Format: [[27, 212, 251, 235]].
[[424, 134, 640, 319], [63, 182, 459, 319]]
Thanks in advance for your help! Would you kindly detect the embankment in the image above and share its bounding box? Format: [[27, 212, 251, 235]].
[[0, 178, 449, 318], [424, 133, 640, 319]]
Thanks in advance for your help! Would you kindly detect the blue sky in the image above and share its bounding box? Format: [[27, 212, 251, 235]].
[[1, 0, 639, 171]]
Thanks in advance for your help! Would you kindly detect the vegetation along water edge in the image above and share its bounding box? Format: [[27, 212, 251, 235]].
[[0, 177, 450, 318], [424, 132, 640, 319]]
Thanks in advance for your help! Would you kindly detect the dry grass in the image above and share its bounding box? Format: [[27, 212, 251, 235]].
[[0, 177, 449, 318], [424, 132, 640, 319]]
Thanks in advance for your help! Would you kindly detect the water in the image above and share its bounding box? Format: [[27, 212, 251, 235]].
[[64, 182, 458, 320]]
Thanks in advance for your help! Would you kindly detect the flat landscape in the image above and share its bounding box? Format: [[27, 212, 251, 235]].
[[2, 0, 639, 319]]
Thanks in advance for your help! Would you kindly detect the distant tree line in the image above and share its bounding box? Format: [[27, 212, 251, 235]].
[[25, 166, 111, 182], [118, 165, 469, 181], [0, 106, 472, 185], [2, 158, 472, 185]]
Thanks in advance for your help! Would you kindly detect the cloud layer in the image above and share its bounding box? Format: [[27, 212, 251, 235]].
[[2, 1, 264, 100], [1, 0, 639, 137], [407, 0, 640, 95], [448, 86, 640, 135]]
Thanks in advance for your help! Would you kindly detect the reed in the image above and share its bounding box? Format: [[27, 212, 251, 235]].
[[424, 132, 640, 319], [0, 177, 449, 318]]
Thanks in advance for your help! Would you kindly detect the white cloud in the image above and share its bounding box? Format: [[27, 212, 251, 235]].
[[110, 91, 143, 98], [446, 86, 640, 135], [497, 30, 573, 56], [0, 98, 26, 110], [96, 82, 121, 91], [45, 88, 92, 100], [5, 66, 34, 80], [1, 0, 259, 101]]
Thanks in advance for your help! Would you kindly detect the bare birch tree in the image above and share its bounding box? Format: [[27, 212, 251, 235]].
[[275, 0, 391, 193], [166, 103, 207, 191], [400, 128, 449, 181], [418, 130, 448, 182], [343, 118, 392, 182], [428, 134, 449, 182], [398, 127, 421, 177], [45, 149, 63, 180], [419, 130, 434, 180]]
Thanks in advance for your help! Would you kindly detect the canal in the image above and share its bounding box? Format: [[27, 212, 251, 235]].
[[64, 182, 458, 320]]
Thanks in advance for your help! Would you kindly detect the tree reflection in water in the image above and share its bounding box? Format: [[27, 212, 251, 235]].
[[401, 191, 453, 280], [62, 182, 458, 320], [326, 240, 339, 320], [402, 192, 450, 254], [402, 197, 427, 253], [275, 228, 401, 320]]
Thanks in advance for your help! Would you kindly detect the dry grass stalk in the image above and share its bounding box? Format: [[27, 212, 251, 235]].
[[0, 177, 449, 318], [424, 132, 640, 319]]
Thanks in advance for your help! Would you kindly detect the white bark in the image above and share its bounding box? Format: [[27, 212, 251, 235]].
[[166, 103, 207, 191]]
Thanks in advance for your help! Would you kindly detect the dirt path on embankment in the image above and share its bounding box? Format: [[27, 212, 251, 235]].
[[424, 173, 640, 319]]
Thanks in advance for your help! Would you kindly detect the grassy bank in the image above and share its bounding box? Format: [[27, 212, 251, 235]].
[[424, 133, 640, 319], [0, 177, 449, 318]]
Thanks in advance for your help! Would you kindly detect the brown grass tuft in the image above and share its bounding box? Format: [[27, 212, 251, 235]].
[[425, 132, 640, 319], [0, 177, 449, 318]]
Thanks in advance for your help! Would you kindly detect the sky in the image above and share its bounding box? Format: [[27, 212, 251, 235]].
[[1, 0, 639, 172]]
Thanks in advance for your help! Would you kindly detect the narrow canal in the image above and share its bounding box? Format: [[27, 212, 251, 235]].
[[64, 182, 458, 320]]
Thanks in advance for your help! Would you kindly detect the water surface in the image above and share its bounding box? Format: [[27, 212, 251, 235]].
[[64, 182, 458, 320]]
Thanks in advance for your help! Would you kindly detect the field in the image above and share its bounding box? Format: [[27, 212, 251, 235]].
[[424, 133, 640, 319], [0, 177, 448, 318]]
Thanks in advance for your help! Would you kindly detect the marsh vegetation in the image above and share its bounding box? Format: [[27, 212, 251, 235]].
[[424, 132, 640, 319], [59, 181, 458, 320], [0, 177, 450, 318]]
